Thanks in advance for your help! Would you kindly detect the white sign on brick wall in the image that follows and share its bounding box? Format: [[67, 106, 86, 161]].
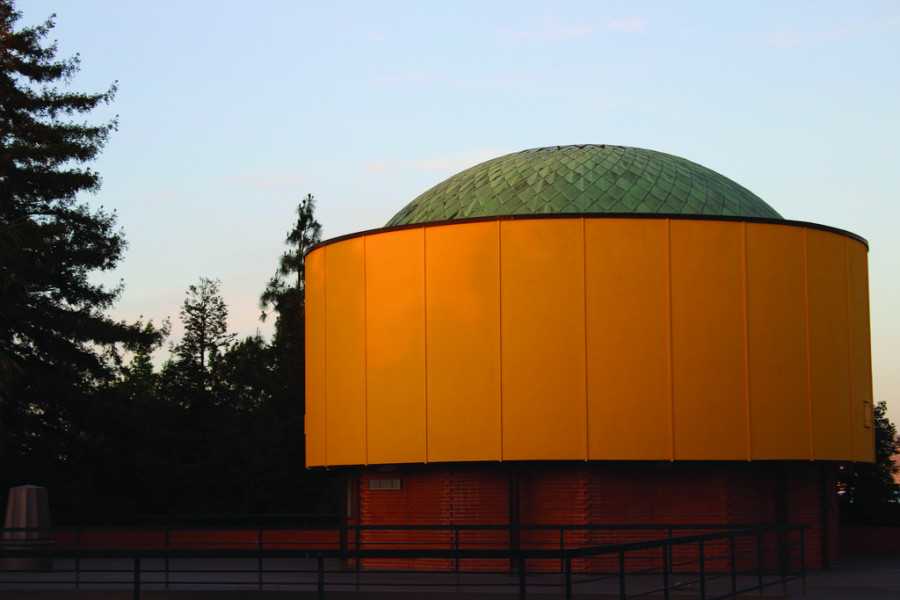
[[368, 478, 402, 491]]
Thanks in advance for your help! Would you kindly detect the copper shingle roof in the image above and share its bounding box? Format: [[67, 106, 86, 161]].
[[387, 145, 780, 226]]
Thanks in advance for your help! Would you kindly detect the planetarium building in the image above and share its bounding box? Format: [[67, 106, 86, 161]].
[[304, 145, 873, 569]]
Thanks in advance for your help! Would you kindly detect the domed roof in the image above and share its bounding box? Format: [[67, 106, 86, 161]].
[[386, 145, 781, 226]]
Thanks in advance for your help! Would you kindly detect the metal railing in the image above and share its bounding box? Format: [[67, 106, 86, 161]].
[[36, 521, 787, 551], [562, 525, 806, 599], [0, 523, 806, 598]]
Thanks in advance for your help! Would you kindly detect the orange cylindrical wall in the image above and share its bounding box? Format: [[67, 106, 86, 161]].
[[305, 216, 873, 466]]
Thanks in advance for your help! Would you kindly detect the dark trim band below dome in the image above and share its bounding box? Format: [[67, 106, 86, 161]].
[[305, 213, 868, 257]]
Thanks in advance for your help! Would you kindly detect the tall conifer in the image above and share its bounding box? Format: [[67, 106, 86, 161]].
[[259, 193, 321, 468], [0, 1, 151, 462]]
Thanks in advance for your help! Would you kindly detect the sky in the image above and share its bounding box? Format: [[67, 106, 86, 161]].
[[21, 1, 900, 422]]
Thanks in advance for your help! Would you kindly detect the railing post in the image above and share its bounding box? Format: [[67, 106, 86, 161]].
[[698, 540, 706, 600], [453, 525, 459, 573], [257, 528, 263, 590], [559, 526, 565, 574], [729, 534, 737, 596], [756, 531, 764, 595], [317, 555, 325, 599], [518, 555, 527, 598], [780, 526, 788, 597], [666, 526, 673, 577], [133, 557, 141, 600], [164, 527, 170, 590], [509, 471, 520, 576], [355, 542, 361, 592], [564, 554, 572, 600], [453, 526, 460, 591], [355, 523, 362, 578], [800, 527, 807, 596], [618, 549, 626, 600], [662, 543, 670, 600], [75, 555, 80, 590]]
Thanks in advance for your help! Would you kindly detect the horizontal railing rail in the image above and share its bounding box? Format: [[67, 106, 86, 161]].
[[560, 524, 807, 599], [0, 523, 806, 599], [2, 521, 766, 532]]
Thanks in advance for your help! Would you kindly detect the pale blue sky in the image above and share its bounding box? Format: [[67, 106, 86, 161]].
[[23, 1, 900, 421]]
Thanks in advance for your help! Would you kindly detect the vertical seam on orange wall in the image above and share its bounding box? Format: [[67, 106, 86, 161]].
[[582, 218, 589, 461], [303, 260, 310, 452], [802, 229, 813, 460], [844, 238, 855, 458], [422, 228, 429, 464], [666, 219, 675, 461], [497, 220, 504, 462], [863, 247, 874, 449], [322, 245, 328, 467], [362, 237, 368, 466], [742, 223, 752, 461]]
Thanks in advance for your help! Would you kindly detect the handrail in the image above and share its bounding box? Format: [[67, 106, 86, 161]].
[[0, 526, 805, 563], [0, 523, 807, 600], [565, 525, 798, 557], [2, 522, 765, 531]]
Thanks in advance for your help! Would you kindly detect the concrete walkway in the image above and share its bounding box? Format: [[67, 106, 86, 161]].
[[794, 556, 900, 599], [0, 555, 897, 598]]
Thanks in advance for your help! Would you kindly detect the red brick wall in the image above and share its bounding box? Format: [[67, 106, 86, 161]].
[[358, 462, 835, 572], [358, 469, 451, 570]]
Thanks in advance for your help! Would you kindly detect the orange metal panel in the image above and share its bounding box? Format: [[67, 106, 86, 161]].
[[584, 219, 672, 460], [670, 220, 748, 460], [847, 239, 875, 462], [304, 247, 327, 467], [306, 217, 870, 466], [365, 228, 427, 464], [500, 219, 587, 460], [325, 238, 367, 465], [747, 224, 810, 459], [426, 222, 501, 462], [806, 229, 852, 460]]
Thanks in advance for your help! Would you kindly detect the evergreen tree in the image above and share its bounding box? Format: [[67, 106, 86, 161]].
[[260, 193, 322, 323], [151, 279, 239, 510], [75, 318, 171, 521], [118, 318, 169, 404], [839, 400, 900, 517], [252, 194, 321, 501], [259, 193, 321, 414], [217, 334, 274, 413], [0, 2, 155, 470], [173, 277, 235, 374]]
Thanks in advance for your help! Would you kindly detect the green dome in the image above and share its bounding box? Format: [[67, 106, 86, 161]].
[[386, 145, 781, 226]]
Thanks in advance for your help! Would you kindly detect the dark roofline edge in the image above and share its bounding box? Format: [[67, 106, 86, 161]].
[[304, 213, 868, 257]]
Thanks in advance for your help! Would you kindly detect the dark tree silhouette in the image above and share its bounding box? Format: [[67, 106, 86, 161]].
[[260, 193, 322, 321], [0, 1, 155, 479], [217, 334, 274, 413], [839, 401, 900, 519], [160, 277, 236, 416], [173, 277, 235, 373], [259, 194, 321, 451], [1, 2, 337, 520]]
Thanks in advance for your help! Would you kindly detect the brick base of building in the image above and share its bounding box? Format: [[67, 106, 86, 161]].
[[349, 461, 837, 571]]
